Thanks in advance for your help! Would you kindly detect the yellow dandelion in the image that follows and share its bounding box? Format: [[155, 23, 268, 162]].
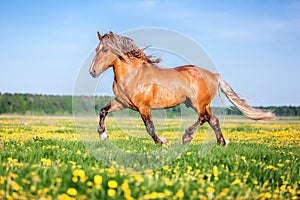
[[87, 181, 94, 187], [175, 189, 184, 198], [94, 175, 102, 185], [78, 194, 88, 200], [121, 179, 132, 198], [95, 185, 101, 190], [73, 169, 85, 178], [280, 185, 286, 192], [165, 179, 173, 186], [108, 180, 118, 189], [144, 192, 158, 199], [107, 189, 116, 197], [57, 194, 70, 200], [55, 178, 62, 183], [231, 178, 241, 185], [108, 167, 115, 174], [30, 185, 36, 191], [0, 176, 4, 184], [134, 174, 144, 183], [264, 192, 272, 199], [11, 181, 21, 191], [164, 189, 172, 197], [221, 188, 229, 195], [265, 165, 278, 170], [67, 188, 77, 196], [206, 187, 215, 193], [41, 158, 51, 166], [186, 151, 192, 156], [72, 176, 78, 183]]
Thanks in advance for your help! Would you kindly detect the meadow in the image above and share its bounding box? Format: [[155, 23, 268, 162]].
[[0, 115, 299, 199]]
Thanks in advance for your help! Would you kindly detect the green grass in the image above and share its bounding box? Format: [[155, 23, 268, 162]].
[[0, 117, 299, 199]]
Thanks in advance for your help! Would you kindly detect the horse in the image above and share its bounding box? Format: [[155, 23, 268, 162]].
[[89, 31, 275, 145]]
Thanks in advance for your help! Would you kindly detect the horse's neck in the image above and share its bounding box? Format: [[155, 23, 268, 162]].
[[113, 58, 144, 81]]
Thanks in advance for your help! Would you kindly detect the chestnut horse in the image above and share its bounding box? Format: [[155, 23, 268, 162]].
[[89, 31, 275, 145]]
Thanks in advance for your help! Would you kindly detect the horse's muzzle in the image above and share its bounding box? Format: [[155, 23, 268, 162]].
[[89, 69, 97, 78]]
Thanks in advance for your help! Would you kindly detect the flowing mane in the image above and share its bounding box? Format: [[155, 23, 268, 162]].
[[101, 33, 161, 64]]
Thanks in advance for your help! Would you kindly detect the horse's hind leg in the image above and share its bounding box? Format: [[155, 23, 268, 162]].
[[182, 116, 206, 145], [182, 106, 227, 145], [206, 108, 226, 145], [139, 107, 166, 144], [98, 100, 124, 140]]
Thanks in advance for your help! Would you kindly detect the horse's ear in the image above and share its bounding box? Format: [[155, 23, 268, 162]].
[[109, 31, 113, 38], [97, 31, 103, 40]]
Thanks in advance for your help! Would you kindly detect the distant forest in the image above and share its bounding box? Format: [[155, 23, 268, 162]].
[[0, 93, 299, 116]]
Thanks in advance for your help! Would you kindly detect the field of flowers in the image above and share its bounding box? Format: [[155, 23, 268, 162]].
[[0, 116, 299, 199]]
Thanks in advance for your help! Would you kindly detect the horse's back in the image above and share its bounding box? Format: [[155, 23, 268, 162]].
[[174, 65, 220, 112]]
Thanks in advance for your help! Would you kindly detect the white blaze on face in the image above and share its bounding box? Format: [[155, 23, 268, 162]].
[[99, 43, 103, 51], [89, 53, 96, 72]]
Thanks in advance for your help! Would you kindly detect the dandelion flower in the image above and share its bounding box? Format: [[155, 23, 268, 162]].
[[231, 179, 241, 185], [67, 188, 77, 196], [264, 192, 272, 198], [11, 181, 21, 191], [94, 175, 102, 185], [206, 187, 215, 193], [107, 189, 116, 197], [175, 189, 184, 198], [108, 180, 118, 189]]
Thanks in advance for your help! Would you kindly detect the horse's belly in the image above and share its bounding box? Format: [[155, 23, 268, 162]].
[[151, 89, 183, 109], [131, 82, 187, 109]]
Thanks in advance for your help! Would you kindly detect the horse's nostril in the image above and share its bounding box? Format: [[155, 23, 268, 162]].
[[90, 69, 96, 77]]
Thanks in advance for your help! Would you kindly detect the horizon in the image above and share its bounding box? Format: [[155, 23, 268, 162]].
[[1, 1, 300, 106], [0, 92, 299, 107]]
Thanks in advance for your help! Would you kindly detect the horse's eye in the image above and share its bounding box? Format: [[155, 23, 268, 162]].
[[103, 48, 108, 53]]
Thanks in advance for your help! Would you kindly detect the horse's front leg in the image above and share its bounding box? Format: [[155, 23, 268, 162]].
[[139, 107, 167, 144], [98, 100, 124, 140]]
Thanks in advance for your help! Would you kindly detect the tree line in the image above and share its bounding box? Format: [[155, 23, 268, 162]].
[[0, 93, 299, 116]]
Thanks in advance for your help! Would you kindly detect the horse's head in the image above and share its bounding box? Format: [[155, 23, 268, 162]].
[[89, 31, 117, 78], [89, 31, 160, 78]]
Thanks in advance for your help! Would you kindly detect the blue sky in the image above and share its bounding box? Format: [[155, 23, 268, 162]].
[[0, 0, 299, 106]]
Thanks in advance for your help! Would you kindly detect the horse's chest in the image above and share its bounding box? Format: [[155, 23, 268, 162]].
[[113, 81, 137, 110]]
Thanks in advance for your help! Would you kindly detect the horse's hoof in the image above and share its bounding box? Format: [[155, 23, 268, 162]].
[[160, 137, 167, 144], [217, 139, 226, 146], [99, 131, 108, 141], [225, 139, 230, 145], [182, 134, 193, 145], [155, 137, 167, 145]]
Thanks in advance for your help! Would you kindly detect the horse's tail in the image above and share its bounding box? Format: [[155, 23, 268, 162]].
[[217, 74, 276, 121]]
